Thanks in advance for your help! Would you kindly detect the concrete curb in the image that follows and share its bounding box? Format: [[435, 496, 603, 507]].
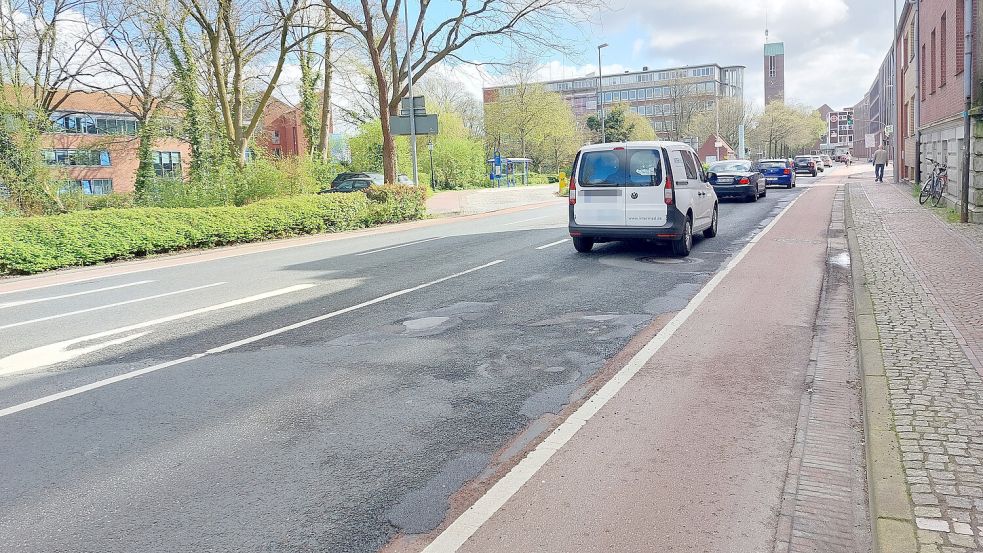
[[844, 184, 917, 553]]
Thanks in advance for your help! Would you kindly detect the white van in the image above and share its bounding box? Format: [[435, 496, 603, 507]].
[[568, 141, 719, 256]]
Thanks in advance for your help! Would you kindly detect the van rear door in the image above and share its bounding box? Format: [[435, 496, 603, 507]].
[[624, 147, 668, 227], [573, 148, 627, 227]]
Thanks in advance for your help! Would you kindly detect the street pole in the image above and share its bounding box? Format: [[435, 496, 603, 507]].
[[893, 0, 900, 182], [428, 137, 436, 191], [403, 0, 419, 186], [914, 0, 921, 185], [597, 43, 608, 144], [961, 0, 974, 223]]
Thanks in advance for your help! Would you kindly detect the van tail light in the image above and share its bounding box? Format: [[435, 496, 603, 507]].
[[664, 175, 674, 205], [739, 177, 750, 185], [568, 175, 577, 205], [783, 168, 791, 175]]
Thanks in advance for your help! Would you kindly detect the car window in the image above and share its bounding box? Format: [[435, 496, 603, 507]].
[[758, 161, 787, 169], [578, 150, 626, 186], [626, 149, 663, 186], [709, 161, 752, 172], [353, 180, 371, 190], [794, 157, 811, 162], [680, 151, 700, 181], [336, 182, 354, 191], [689, 151, 708, 182]]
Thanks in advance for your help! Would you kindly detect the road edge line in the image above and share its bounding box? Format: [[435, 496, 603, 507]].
[[844, 184, 917, 553], [420, 192, 810, 553]]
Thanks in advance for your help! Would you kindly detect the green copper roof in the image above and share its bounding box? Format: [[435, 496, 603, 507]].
[[764, 42, 785, 57]]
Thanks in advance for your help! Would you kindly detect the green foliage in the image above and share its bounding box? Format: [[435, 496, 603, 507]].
[[484, 84, 582, 173], [59, 192, 136, 212], [0, 188, 426, 275], [587, 106, 634, 143], [349, 120, 387, 173], [297, 44, 322, 154], [0, 100, 59, 216]]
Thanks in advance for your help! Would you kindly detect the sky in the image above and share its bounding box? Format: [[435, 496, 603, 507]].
[[445, 0, 899, 112]]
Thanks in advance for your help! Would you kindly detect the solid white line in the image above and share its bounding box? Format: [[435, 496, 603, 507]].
[[355, 237, 442, 256], [0, 280, 156, 309], [535, 239, 568, 251], [504, 215, 551, 226], [0, 260, 505, 418], [0, 282, 226, 330], [420, 191, 810, 553], [0, 284, 316, 377]]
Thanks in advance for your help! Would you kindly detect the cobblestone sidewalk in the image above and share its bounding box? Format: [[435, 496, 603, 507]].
[[850, 176, 983, 553]]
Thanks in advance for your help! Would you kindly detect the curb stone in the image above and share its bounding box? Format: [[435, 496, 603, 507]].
[[844, 183, 917, 553]]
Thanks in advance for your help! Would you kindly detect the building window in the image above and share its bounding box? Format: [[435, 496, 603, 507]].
[[620, 90, 628, 101], [940, 13, 947, 86], [271, 129, 281, 145], [43, 149, 111, 166], [921, 44, 927, 100], [628, 89, 637, 101], [930, 29, 936, 94], [78, 179, 113, 195], [154, 151, 182, 177], [903, 32, 909, 70], [52, 113, 140, 135], [956, 0, 966, 73], [768, 57, 776, 78]]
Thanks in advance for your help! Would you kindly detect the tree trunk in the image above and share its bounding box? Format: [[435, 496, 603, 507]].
[[367, 47, 396, 183], [317, 3, 333, 161]]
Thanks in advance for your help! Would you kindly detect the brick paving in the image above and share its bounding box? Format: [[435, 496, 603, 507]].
[[774, 187, 871, 553], [850, 176, 983, 553]]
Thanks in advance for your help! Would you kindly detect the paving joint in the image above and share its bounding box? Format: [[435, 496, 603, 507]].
[[845, 184, 918, 553]]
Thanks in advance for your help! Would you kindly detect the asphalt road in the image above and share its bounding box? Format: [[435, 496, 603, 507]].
[[0, 176, 822, 552]]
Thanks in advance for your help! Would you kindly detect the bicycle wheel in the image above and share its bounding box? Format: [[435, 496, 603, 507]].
[[931, 177, 946, 207], [919, 176, 936, 205]]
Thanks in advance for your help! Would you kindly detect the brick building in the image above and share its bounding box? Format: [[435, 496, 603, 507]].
[[896, 2, 919, 182], [764, 42, 786, 105], [8, 89, 306, 196]]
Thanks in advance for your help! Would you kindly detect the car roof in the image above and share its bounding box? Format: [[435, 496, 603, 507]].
[[578, 140, 694, 153], [759, 159, 789, 162]]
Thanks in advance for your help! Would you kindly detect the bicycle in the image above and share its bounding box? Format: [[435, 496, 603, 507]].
[[919, 158, 949, 207]]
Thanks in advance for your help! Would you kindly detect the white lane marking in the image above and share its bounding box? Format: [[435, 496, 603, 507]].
[[0, 282, 226, 330], [420, 192, 810, 553], [504, 215, 552, 226], [535, 239, 568, 251], [355, 236, 442, 256], [0, 261, 504, 417], [0, 280, 155, 309], [0, 284, 316, 376]]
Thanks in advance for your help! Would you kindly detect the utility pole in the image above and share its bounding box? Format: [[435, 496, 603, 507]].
[[892, 0, 900, 182], [597, 43, 608, 143], [403, 0, 419, 186], [961, 0, 974, 223], [914, 0, 921, 185]]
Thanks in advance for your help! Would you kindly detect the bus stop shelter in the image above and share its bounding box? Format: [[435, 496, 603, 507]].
[[487, 157, 532, 187]]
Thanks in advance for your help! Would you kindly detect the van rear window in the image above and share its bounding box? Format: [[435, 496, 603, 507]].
[[578, 149, 663, 187], [578, 150, 626, 186]]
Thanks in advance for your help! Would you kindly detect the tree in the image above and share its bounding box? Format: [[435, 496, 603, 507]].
[[683, 97, 757, 155], [624, 110, 656, 141], [662, 74, 705, 142], [0, 0, 108, 114], [484, 80, 580, 172], [751, 102, 826, 158], [173, 0, 321, 166], [586, 105, 634, 143], [327, 0, 589, 184]]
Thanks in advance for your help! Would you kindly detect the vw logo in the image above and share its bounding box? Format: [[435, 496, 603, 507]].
[[631, 192, 639, 199]]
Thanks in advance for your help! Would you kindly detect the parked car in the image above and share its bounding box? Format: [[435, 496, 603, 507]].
[[320, 177, 374, 193], [756, 159, 796, 189], [329, 172, 413, 188], [568, 141, 718, 257], [820, 154, 833, 167], [707, 160, 766, 202], [794, 156, 818, 176]]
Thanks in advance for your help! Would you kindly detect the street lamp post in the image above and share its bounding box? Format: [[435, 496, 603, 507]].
[[403, 0, 419, 186], [597, 43, 608, 143], [427, 138, 436, 190]]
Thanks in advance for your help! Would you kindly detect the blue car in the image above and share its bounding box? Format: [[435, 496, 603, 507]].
[[757, 159, 797, 189]]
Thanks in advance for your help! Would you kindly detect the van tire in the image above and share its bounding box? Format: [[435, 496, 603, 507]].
[[672, 218, 693, 257], [703, 205, 718, 238], [572, 237, 594, 253]]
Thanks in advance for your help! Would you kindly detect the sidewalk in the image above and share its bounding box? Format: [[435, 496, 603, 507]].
[[405, 177, 871, 552], [849, 168, 983, 552], [426, 185, 559, 216]]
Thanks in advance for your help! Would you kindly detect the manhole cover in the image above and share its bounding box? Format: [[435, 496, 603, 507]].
[[637, 256, 701, 265]]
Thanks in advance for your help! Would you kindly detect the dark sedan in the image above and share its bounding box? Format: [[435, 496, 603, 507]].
[[756, 159, 796, 189], [708, 160, 766, 202], [319, 177, 373, 194], [793, 156, 819, 176]]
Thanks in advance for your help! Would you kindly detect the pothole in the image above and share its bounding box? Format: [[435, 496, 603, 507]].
[[636, 256, 702, 265], [403, 316, 451, 331]]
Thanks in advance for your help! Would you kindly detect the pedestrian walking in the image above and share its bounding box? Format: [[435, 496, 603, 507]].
[[873, 146, 888, 182]]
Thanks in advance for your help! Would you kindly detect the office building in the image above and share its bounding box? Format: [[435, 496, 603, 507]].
[[764, 42, 786, 104]]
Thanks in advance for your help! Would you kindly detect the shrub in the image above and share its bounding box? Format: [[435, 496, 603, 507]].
[[0, 189, 427, 275]]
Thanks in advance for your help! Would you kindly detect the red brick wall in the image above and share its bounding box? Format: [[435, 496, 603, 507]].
[[920, 0, 969, 126]]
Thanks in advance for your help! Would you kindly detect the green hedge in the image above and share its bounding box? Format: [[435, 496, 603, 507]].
[[0, 187, 426, 275]]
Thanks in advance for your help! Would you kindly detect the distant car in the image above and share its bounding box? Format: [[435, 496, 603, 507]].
[[330, 172, 413, 188], [810, 155, 826, 172], [320, 177, 373, 193], [708, 160, 766, 202], [756, 159, 796, 189], [820, 155, 833, 167], [793, 156, 819, 176]]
